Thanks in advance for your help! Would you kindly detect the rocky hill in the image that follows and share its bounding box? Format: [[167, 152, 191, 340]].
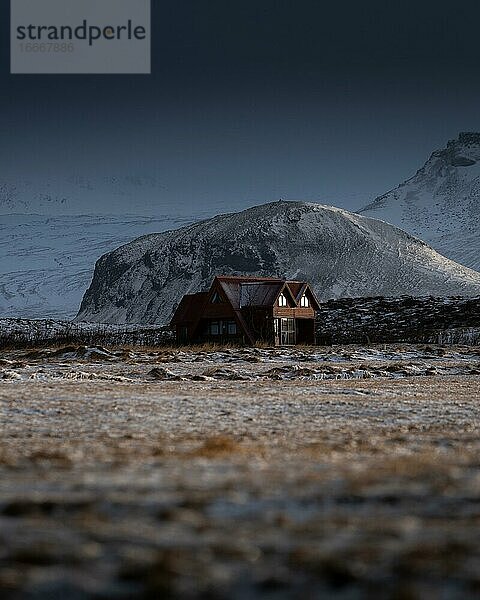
[[315, 295, 480, 345], [76, 201, 480, 324]]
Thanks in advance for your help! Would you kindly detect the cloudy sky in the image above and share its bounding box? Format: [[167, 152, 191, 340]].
[[1, 0, 480, 214]]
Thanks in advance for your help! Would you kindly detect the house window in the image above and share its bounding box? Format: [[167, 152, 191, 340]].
[[207, 320, 236, 335], [278, 293, 287, 307], [300, 294, 309, 307], [280, 318, 296, 345], [211, 291, 223, 304], [210, 321, 220, 335]]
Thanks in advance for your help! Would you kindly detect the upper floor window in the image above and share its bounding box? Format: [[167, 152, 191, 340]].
[[211, 291, 223, 303], [300, 294, 309, 307], [278, 293, 287, 307]]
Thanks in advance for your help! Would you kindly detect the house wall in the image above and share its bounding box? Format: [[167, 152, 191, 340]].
[[273, 307, 315, 319], [175, 323, 196, 343], [197, 318, 244, 343], [240, 307, 274, 343], [202, 304, 237, 319], [296, 318, 315, 345]]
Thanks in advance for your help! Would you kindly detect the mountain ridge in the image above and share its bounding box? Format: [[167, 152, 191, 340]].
[[359, 132, 480, 270], [76, 200, 480, 325]]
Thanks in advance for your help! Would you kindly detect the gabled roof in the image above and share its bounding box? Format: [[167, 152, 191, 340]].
[[170, 291, 208, 325], [239, 282, 283, 307], [275, 281, 298, 306], [216, 276, 284, 309], [286, 281, 304, 299], [287, 281, 321, 310], [214, 276, 320, 311]]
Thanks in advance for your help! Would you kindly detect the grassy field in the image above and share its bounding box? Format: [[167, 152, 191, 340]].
[[1, 345, 480, 598]]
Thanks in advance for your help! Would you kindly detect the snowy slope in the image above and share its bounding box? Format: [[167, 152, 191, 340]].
[[0, 214, 195, 319], [0, 173, 255, 319], [359, 132, 480, 270], [76, 201, 480, 325]]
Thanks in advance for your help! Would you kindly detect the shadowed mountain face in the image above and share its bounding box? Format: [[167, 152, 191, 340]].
[[76, 201, 480, 325], [359, 132, 480, 271]]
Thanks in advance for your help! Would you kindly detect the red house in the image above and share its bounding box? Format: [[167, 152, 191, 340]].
[[170, 276, 320, 346]]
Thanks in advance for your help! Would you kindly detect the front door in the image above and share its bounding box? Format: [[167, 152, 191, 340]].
[[279, 318, 296, 345]]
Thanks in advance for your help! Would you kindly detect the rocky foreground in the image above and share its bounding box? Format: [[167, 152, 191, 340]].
[[1, 345, 480, 598]]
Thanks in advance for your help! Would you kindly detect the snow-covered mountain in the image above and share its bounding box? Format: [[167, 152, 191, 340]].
[[5, 130, 480, 322], [0, 214, 196, 319], [0, 173, 231, 319], [0, 173, 254, 319], [359, 132, 480, 270], [76, 201, 480, 325]]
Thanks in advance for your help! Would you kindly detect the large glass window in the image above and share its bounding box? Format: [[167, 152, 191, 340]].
[[280, 318, 296, 345], [210, 321, 219, 335], [228, 321, 237, 335]]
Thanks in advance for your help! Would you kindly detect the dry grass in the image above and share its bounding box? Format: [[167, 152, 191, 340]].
[[186, 435, 245, 458], [1, 350, 480, 598]]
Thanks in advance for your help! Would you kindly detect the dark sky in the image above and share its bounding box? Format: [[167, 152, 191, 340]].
[[2, 0, 480, 213]]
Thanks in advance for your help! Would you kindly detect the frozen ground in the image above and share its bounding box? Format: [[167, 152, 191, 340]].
[[1, 345, 480, 598]]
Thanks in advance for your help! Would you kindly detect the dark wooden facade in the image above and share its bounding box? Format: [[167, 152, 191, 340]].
[[170, 276, 320, 346]]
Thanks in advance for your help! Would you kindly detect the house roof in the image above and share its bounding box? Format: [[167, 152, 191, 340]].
[[215, 276, 320, 308], [239, 282, 284, 307], [170, 291, 208, 325], [286, 281, 304, 299], [215, 277, 277, 309]]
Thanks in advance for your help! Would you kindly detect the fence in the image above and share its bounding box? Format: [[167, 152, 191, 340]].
[[0, 319, 174, 350]]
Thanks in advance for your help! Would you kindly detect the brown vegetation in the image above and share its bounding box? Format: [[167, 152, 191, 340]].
[[1, 347, 479, 598]]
